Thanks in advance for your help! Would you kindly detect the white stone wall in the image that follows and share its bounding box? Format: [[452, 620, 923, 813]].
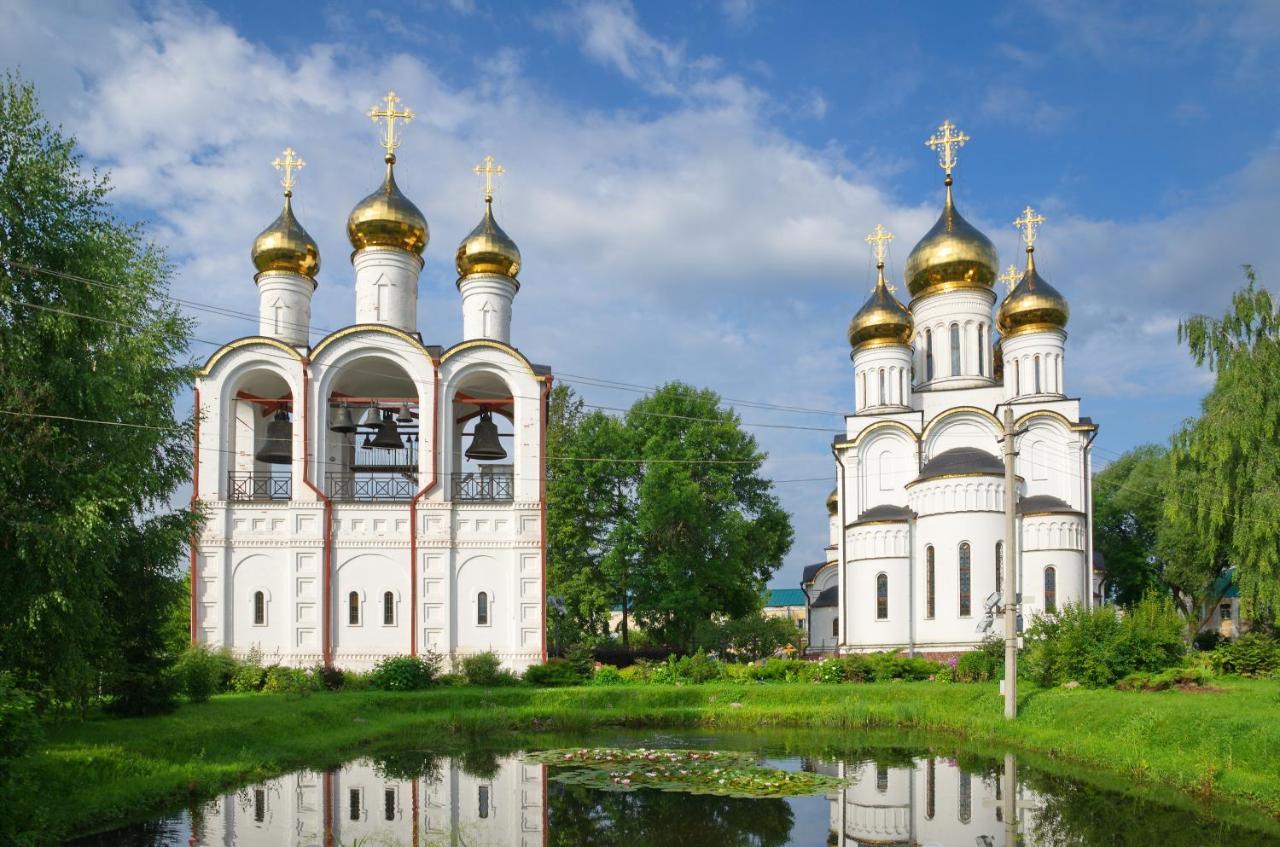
[[1002, 328, 1066, 399], [352, 248, 423, 333], [852, 343, 913, 412], [255, 270, 313, 346], [910, 288, 998, 390], [458, 274, 518, 344]]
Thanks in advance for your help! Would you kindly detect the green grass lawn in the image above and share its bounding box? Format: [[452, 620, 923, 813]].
[[18, 677, 1280, 842]]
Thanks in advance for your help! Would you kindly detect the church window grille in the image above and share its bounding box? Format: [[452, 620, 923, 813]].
[[253, 591, 265, 626], [876, 573, 888, 620], [959, 543, 972, 617], [996, 542, 1004, 597], [950, 323, 961, 376], [254, 788, 265, 823], [925, 759, 936, 820], [925, 546, 936, 618], [349, 788, 361, 822], [478, 785, 490, 819], [384, 788, 395, 821], [477, 591, 490, 626], [977, 324, 986, 376], [348, 591, 360, 626], [383, 591, 395, 626], [959, 772, 972, 823], [1034, 355, 1042, 393], [1044, 567, 1057, 614], [878, 368, 885, 405], [925, 330, 934, 381], [876, 765, 889, 792]]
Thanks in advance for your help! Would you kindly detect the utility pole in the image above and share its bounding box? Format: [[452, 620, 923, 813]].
[[1001, 407, 1019, 720]]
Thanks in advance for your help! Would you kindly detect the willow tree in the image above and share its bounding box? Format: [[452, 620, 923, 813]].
[[1169, 266, 1280, 624]]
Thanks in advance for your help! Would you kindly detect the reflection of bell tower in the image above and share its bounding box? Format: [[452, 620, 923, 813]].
[[456, 155, 521, 344]]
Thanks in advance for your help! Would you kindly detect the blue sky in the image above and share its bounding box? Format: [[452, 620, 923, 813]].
[[6, 0, 1279, 585]]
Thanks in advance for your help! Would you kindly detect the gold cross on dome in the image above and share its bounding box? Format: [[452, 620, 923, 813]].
[[368, 90, 414, 157], [271, 147, 305, 195], [865, 224, 893, 267], [473, 154, 505, 201], [925, 119, 969, 176], [999, 264, 1020, 293], [1013, 205, 1046, 249]]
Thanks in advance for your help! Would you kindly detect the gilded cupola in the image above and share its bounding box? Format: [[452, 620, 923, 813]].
[[347, 91, 429, 256], [251, 147, 320, 280], [456, 156, 521, 280], [996, 206, 1069, 337], [848, 225, 913, 350], [826, 487, 839, 515], [903, 121, 998, 299]]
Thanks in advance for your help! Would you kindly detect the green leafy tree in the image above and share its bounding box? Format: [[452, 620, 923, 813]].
[[1092, 444, 1171, 606], [0, 74, 198, 712], [1170, 266, 1280, 623]]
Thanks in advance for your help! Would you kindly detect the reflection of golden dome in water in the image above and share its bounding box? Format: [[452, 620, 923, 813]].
[[252, 194, 320, 279], [903, 180, 998, 298], [347, 155, 429, 255], [997, 247, 1069, 337], [456, 198, 521, 279], [848, 266, 914, 350]]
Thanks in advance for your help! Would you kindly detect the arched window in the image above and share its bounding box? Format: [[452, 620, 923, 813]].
[[1034, 354, 1042, 393], [925, 545, 936, 619], [382, 591, 395, 626], [832, 616, 839, 637], [348, 591, 360, 626], [253, 590, 265, 626], [349, 788, 361, 822], [877, 450, 894, 491], [995, 541, 1004, 595], [959, 771, 972, 823], [859, 371, 866, 408], [977, 324, 986, 376], [925, 330, 934, 381], [925, 759, 936, 820], [254, 788, 266, 823], [876, 765, 889, 792], [1045, 566, 1057, 614], [878, 368, 886, 405], [384, 788, 395, 822], [1013, 359, 1021, 394], [959, 542, 972, 617], [950, 323, 961, 376], [876, 573, 888, 620], [478, 785, 490, 819], [477, 591, 490, 626]]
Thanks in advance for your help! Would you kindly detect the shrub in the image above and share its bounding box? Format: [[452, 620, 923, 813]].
[[746, 658, 815, 683], [565, 644, 595, 680], [316, 665, 345, 691], [1022, 594, 1186, 687], [462, 652, 516, 686], [955, 637, 1004, 683], [700, 612, 801, 662], [1209, 632, 1279, 677], [0, 673, 40, 794], [525, 659, 587, 687], [618, 662, 652, 684], [1116, 666, 1212, 691], [261, 665, 319, 696], [369, 653, 442, 691], [590, 664, 625, 686], [175, 645, 222, 703], [817, 658, 846, 683], [229, 647, 267, 693]]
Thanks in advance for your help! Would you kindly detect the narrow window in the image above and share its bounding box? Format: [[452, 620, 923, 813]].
[[925, 759, 936, 820], [1044, 566, 1057, 614], [925, 546, 936, 619], [349, 788, 360, 822], [1034, 354, 1042, 393], [876, 765, 888, 793], [1013, 359, 1021, 394], [859, 371, 866, 408], [925, 330, 934, 381], [253, 591, 265, 626], [878, 368, 886, 405], [383, 591, 395, 625], [384, 788, 395, 822], [977, 324, 986, 376], [348, 591, 360, 626], [995, 541, 1004, 596], [1220, 602, 1232, 623], [959, 772, 972, 823], [832, 616, 838, 638], [959, 543, 972, 617], [477, 591, 489, 626], [478, 785, 490, 819], [254, 788, 265, 823], [950, 323, 961, 376], [876, 573, 888, 620]]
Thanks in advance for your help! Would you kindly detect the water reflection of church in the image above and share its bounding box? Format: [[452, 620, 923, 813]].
[[195, 755, 545, 846], [822, 756, 1046, 847]]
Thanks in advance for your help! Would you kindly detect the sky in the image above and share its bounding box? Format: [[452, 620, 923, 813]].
[[6, 0, 1280, 587]]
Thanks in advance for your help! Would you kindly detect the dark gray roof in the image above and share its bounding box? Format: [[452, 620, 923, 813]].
[[801, 561, 829, 585], [1017, 494, 1082, 515], [912, 447, 1004, 483], [849, 503, 915, 526], [811, 586, 839, 608]]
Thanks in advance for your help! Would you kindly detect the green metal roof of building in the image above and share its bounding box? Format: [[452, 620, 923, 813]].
[[766, 588, 808, 608]]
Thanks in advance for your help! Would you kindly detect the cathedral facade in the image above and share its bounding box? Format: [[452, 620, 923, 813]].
[[191, 93, 549, 672], [805, 122, 1096, 656]]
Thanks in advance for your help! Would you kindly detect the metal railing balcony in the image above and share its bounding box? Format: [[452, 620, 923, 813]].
[[451, 472, 514, 502], [227, 473, 291, 501], [327, 472, 419, 502]]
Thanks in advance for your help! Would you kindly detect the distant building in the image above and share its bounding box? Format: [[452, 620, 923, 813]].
[[763, 588, 808, 637], [1199, 568, 1243, 640]]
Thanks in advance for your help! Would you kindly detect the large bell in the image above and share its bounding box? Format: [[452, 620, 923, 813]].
[[255, 410, 292, 465], [370, 410, 405, 450], [396, 403, 414, 423], [465, 410, 507, 461], [330, 403, 357, 434]]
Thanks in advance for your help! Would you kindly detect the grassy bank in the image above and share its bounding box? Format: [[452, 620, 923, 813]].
[[19, 677, 1280, 841]]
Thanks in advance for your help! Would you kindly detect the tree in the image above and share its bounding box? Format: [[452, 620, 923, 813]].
[[1169, 266, 1280, 624], [0, 74, 198, 711], [1092, 444, 1171, 606]]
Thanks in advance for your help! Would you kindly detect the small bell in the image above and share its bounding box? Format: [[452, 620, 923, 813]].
[[465, 410, 507, 461], [255, 410, 292, 465], [371, 410, 405, 450], [361, 405, 381, 427], [330, 403, 357, 434], [396, 403, 414, 423]]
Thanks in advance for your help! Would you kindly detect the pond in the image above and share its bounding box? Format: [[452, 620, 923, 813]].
[[68, 731, 1279, 846]]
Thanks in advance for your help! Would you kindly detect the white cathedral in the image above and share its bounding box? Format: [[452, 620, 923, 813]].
[[804, 122, 1098, 656], [191, 93, 549, 672]]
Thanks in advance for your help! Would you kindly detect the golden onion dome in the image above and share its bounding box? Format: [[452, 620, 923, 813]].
[[903, 180, 998, 299], [347, 155, 429, 255], [251, 194, 320, 279], [456, 197, 521, 280], [996, 248, 1069, 336], [848, 265, 914, 351], [826, 488, 839, 515]]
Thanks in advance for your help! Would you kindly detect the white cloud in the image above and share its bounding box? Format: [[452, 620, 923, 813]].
[[548, 0, 684, 94]]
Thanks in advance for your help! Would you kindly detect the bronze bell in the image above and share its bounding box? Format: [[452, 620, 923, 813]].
[[465, 410, 507, 461], [330, 403, 357, 434], [255, 410, 292, 465], [396, 403, 414, 423], [370, 410, 404, 450]]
